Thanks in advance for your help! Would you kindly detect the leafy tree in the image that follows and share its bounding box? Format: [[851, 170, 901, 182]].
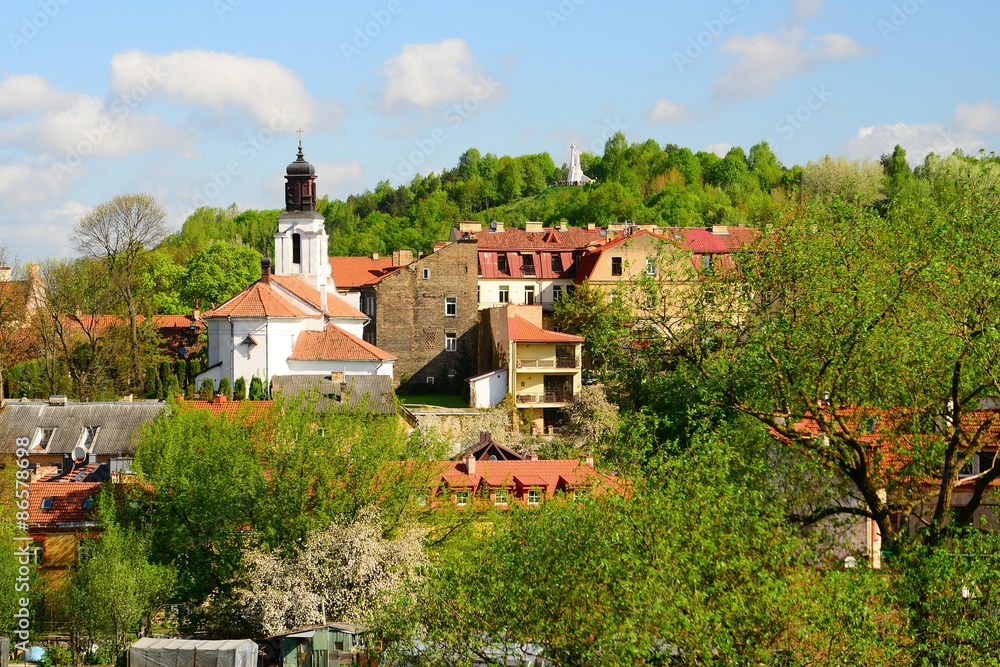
[[560, 384, 620, 448], [181, 243, 262, 309], [218, 376, 231, 398], [199, 379, 214, 400], [70, 502, 175, 664]]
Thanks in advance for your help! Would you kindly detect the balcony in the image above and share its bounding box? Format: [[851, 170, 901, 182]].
[[516, 357, 580, 371], [516, 392, 575, 406]]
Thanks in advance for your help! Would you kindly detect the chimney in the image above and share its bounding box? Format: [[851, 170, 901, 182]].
[[710, 225, 729, 235], [464, 454, 476, 475], [320, 282, 328, 313], [585, 454, 594, 466], [392, 249, 414, 266], [586, 223, 596, 231], [213, 394, 228, 404], [525, 221, 543, 233], [559, 221, 568, 232], [0, 267, 11, 281], [459, 221, 481, 234], [494, 221, 504, 233], [48, 395, 68, 407], [480, 431, 490, 445]]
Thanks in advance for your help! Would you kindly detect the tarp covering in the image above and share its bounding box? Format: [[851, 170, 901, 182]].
[[129, 638, 259, 667]]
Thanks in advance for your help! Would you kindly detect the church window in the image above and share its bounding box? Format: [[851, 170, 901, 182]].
[[292, 233, 301, 264]]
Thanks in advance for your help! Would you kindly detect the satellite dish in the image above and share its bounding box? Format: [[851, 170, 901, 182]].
[[71, 446, 88, 464]]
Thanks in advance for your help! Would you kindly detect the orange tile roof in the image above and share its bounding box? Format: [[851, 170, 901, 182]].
[[177, 398, 277, 421], [205, 280, 311, 318], [289, 323, 396, 362], [435, 459, 617, 494], [330, 256, 397, 289], [271, 275, 368, 319], [509, 316, 584, 343], [28, 479, 102, 527]]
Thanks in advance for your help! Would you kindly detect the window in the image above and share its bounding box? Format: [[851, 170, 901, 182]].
[[522, 254, 536, 275], [82, 496, 95, 510], [425, 376, 435, 385], [646, 258, 657, 276], [494, 488, 509, 505], [497, 254, 508, 273], [455, 490, 470, 506], [702, 254, 713, 270], [527, 489, 541, 505], [499, 285, 509, 304], [566, 284, 575, 296], [553, 285, 563, 302], [445, 297, 457, 317], [524, 286, 535, 305], [80, 426, 98, 449], [41, 497, 55, 511], [611, 256, 623, 276], [33, 427, 55, 452], [292, 233, 301, 264], [422, 268, 431, 280], [551, 254, 562, 272], [445, 333, 457, 352]]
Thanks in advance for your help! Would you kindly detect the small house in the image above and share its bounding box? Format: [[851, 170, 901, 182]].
[[267, 623, 368, 667]]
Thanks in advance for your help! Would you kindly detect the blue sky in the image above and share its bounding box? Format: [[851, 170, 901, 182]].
[[1, 0, 998, 260]]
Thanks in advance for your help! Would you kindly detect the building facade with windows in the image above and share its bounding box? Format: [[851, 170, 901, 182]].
[[371, 239, 480, 392], [479, 304, 584, 434], [453, 221, 605, 313]]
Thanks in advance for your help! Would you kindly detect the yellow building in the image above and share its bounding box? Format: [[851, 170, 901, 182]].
[[479, 304, 583, 434]]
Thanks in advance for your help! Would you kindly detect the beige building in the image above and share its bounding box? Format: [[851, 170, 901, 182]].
[[479, 304, 583, 434]]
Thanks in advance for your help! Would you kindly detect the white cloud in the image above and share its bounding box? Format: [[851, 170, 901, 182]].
[[314, 159, 365, 197], [953, 101, 1000, 134], [109, 49, 323, 127], [846, 122, 984, 165], [793, 0, 824, 19], [0, 93, 183, 159], [0, 74, 75, 117], [715, 28, 865, 100], [704, 142, 733, 157], [379, 39, 503, 111], [648, 98, 690, 124]]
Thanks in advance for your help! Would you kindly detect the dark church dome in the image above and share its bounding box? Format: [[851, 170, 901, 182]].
[[286, 143, 315, 176]]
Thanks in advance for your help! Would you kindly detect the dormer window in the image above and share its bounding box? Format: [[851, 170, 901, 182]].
[[80, 426, 98, 450], [527, 489, 541, 505], [82, 496, 95, 510], [31, 427, 55, 452]]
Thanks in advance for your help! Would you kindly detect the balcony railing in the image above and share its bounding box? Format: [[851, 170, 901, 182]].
[[516, 392, 575, 405], [516, 357, 580, 369]]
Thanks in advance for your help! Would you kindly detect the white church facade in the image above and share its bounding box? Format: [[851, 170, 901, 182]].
[[196, 146, 396, 392]]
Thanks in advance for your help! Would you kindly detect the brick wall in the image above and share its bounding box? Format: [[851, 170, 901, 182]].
[[374, 240, 479, 392]]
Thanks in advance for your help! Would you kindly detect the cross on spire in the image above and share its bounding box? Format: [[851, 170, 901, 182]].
[[296, 127, 304, 147]]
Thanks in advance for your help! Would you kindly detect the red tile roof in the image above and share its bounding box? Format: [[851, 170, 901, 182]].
[[28, 478, 102, 527], [435, 459, 617, 494], [271, 275, 367, 319], [475, 227, 606, 250], [509, 316, 584, 343], [178, 398, 277, 421], [289, 323, 396, 362], [329, 256, 397, 289], [205, 280, 311, 318]]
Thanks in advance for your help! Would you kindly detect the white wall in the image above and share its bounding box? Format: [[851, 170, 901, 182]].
[[287, 359, 394, 377], [468, 368, 508, 409]]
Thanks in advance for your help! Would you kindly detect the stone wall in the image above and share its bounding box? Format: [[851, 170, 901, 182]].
[[375, 239, 479, 392]]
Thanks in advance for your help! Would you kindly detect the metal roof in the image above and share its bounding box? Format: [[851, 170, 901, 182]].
[[0, 400, 166, 455]]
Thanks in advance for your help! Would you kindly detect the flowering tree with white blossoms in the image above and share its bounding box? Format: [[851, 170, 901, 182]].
[[239, 508, 426, 635]]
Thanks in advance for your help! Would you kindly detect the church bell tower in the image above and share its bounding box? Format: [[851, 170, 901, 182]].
[[274, 141, 332, 294]]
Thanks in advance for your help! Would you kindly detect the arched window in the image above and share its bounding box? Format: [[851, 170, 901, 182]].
[[292, 233, 301, 265]]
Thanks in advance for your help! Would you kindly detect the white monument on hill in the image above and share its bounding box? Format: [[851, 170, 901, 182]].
[[567, 143, 594, 185]]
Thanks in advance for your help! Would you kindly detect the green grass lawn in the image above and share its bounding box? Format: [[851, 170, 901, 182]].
[[396, 393, 468, 408]]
